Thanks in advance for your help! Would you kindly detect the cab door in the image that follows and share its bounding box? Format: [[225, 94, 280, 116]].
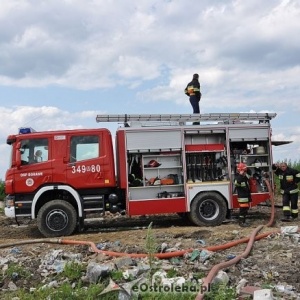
[[14, 137, 52, 193], [66, 130, 115, 189]]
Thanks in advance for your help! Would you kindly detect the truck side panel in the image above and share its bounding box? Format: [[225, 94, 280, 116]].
[[128, 198, 187, 215], [124, 128, 186, 216], [126, 129, 182, 151]]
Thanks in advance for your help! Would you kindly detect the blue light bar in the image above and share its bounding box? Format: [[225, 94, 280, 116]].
[[18, 127, 36, 134]]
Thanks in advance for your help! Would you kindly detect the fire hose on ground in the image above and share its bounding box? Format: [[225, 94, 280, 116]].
[[0, 179, 284, 299], [195, 178, 276, 299]]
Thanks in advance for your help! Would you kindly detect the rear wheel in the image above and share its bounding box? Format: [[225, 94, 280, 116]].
[[188, 192, 227, 226], [37, 200, 77, 237]]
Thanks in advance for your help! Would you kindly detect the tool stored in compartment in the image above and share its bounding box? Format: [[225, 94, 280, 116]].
[[157, 191, 185, 198]]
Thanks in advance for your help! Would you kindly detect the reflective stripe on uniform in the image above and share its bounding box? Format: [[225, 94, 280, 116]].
[[283, 206, 291, 212], [234, 181, 247, 188], [234, 180, 241, 187], [239, 203, 250, 208], [189, 86, 200, 92], [186, 85, 200, 96], [286, 175, 294, 181], [238, 197, 249, 203], [187, 88, 194, 95], [291, 209, 298, 214], [281, 188, 299, 194]]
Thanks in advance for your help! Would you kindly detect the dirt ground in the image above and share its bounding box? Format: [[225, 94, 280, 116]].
[[1, 202, 300, 298], [0, 204, 278, 249]]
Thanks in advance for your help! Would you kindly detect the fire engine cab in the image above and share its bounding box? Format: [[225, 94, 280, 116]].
[[5, 113, 277, 237]]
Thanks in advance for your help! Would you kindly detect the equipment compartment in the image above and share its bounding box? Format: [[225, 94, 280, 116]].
[[128, 153, 185, 200]]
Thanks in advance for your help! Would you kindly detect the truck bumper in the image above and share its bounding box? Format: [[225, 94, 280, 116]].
[[5, 206, 15, 218]]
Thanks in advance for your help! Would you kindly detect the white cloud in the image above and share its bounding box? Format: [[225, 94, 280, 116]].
[[1, 0, 300, 93], [0, 0, 300, 175], [0, 106, 95, 135], [0, 105, 104, 179]]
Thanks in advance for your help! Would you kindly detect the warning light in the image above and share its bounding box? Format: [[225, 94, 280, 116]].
[[18, 127, 36, 134]]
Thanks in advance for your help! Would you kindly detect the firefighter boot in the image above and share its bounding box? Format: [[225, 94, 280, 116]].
[[239, 216, 249, 227], [281, 215, 292, 222]]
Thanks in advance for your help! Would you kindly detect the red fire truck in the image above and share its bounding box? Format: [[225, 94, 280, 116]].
[[5, 113, 278, 237]]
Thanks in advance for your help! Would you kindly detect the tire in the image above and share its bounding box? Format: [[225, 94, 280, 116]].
[[37, 200, 77, 237], [188, 192, 227, 226]]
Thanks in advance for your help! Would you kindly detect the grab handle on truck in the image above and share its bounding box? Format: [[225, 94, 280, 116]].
[[15, 142, 22, 168]]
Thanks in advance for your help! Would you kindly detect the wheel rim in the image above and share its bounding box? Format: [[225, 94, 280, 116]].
[[46, 209, 69, 232], [199, 199, 219, 220]]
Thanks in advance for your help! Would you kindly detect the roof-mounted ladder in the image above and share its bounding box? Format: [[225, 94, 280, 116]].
[[96, 113, 277, 125]]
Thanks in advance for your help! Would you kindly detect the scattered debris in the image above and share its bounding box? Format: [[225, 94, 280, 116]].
[[1, 206, 300, 299]]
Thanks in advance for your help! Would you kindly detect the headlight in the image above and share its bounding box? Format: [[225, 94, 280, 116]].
[[5, 195, 15, 207]]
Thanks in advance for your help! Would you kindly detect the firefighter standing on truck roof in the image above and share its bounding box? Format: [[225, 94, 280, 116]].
[[272, 162, 300, 221], [184, 74, 201, 125], [234, 163, 252, 227]]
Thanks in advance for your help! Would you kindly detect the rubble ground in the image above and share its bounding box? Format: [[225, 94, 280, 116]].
[[1, 201, 300, 299]]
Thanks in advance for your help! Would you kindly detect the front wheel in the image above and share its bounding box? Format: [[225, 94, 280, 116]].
[[188, 192, 227, 226], [37, 200, 77, 237]]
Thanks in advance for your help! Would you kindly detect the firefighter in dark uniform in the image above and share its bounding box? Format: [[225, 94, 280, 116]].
[[272, 162, 300, 220], [184, 74, 201, 124], [234, 163, 252, 227]]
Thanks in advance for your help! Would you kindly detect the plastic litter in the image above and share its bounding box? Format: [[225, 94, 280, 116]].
[[196, 239, 206, 246], [226, 254, 236, 260], [162, 276, 186, 287], [212, 270, 229, 285], [236, 278, 248, 294], [281, 226, 298, 235], [190, 249, 200, 261], [99, 279, 131, 300], [253, 289, 274, 300], [10, 247, 21, 254], [199, 249, 213, 262]]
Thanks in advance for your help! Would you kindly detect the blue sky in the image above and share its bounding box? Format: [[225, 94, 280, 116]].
[[1, 0, 300, 179]]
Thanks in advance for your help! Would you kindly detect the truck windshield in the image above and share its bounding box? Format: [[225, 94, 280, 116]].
[[20, 138, 49, 165]]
